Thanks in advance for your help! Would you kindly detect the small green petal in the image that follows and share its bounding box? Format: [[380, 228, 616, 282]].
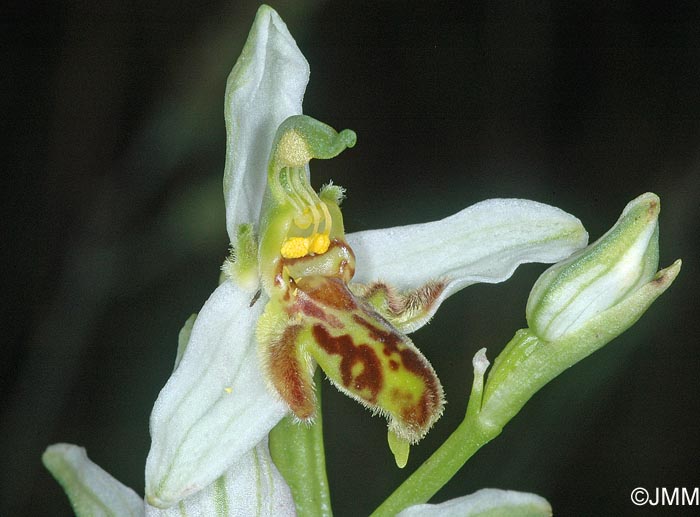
[[42, 444, 144, 517], [319, 181, 346, 206], [222, 223, 260, 292]]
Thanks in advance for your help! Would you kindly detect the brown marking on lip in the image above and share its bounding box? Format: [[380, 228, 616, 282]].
[[298, 299, 326, 321], [352, 313, 442, 429], [296, 297, 343, 328], [352, 314, 402, 355], [297, 276, 357, 311], [400, 357, 441, 429], [267, 325, 315, 420], [388, 359, 399, 371], [401, 391, 438, 433], [312, 324, 382, 403]]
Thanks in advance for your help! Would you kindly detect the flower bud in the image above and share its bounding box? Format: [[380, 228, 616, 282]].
[[527, 192, 661, 342], [476, 193, 680, 432]]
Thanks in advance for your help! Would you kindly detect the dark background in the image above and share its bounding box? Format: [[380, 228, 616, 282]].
[[2, 1, 699, 515]]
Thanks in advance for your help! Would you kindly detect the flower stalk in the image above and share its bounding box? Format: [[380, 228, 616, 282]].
[[269, 370, 332, 517], [371, 350, 501, 517]]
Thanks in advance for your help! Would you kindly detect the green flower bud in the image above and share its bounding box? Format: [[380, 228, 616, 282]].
[[476, 193, 681, 432], [527, 192, 661, 342]]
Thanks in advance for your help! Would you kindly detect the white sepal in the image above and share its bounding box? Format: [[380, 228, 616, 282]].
[[348, 198, 588, 331], [145, 281, 287, 508], [42, 444, 144, 517], [397, 488, 551, 517], [146, 438, 295, 517], [223, 5, 309, 240]]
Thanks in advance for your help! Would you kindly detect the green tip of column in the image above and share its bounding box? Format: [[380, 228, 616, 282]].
[[339, 128, 357, 148]]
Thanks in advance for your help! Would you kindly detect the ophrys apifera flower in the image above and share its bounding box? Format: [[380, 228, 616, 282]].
[[144, 5, 588, 507]]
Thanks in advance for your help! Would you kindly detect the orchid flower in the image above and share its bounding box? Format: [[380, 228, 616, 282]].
[[144, 5, 587, 509], [42, 5, 682, 516]]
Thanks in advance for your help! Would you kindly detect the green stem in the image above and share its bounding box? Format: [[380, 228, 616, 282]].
[[269, 370, 332, 517], [372, 350, 499, 516], [371, 417, 498, 517]]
